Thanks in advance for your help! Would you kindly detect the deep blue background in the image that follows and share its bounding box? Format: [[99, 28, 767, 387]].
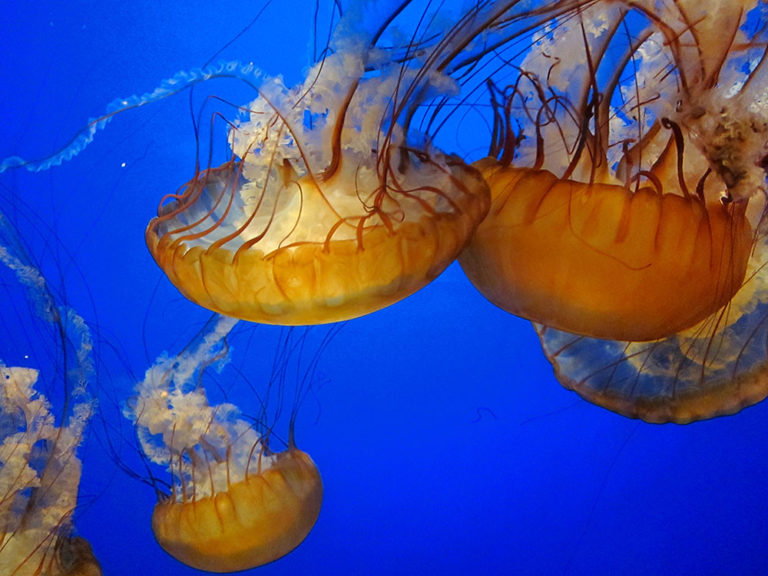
[[2, 2, 768, 574]]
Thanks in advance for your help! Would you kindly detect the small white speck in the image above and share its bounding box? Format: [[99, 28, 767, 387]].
[[121, 162, 127, 168]]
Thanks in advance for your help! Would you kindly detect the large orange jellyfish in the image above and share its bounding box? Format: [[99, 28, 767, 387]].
[[457, 0, 768, 422], [144, 5, 497, 326], [0, 1, 590, 329], [143, 0, 596, 327], [0, 212, 102, 576], [126, 315, 330, 572], [459, 0, 763, 342]]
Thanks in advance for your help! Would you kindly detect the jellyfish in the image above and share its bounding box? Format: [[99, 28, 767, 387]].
[[0, 211, 101, 575], [1, 1, 597, 329], [125, 315, 331, 572], [0, 366, 101, 576], [458, 0, 765, 342], [144, 2, 496, 326], [0, 2, 492, 327], [143, 0, 604, 326], [455, 0, 768, 421]]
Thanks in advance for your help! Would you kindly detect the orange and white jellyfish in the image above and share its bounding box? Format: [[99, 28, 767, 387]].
[[126, 315, 325, 572], [0, 212, 101, 576], [0, 1, 581, 329], [457, 0, 768, 421], [460, 0, 764, 341], [145, 6, 492, 325]]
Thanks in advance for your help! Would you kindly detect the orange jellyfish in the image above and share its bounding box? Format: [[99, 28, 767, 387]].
[[145, 8, 491, 325], [126, 315, 328, 572], [459, 0, 768, 421], [459, 0, 763, 342], [0, 211, 102, 575], [0, 2, 585, 329]]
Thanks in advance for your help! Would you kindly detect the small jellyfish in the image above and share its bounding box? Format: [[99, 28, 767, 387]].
[[459, 0, 764, 342], [0, 212, 101, 575], [0, 367, 101, 576], [145, 6, 491, 325], [126, 315, 329, 572]]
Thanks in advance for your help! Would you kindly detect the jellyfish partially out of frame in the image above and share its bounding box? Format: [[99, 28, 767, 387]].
[[144, 2, 499, 325], [126, 315, 333, 572], [0, 212, 102, 575], [459, 0, 768, 422]]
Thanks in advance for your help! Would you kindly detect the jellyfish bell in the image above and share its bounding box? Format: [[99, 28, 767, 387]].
[[127, 315, 331, 572], [458, 0, 767, 343], [145, 14, 491, 326], [151, 447, 322, 573], [461, 139, 754, 342], [145, 151, 488, 326]]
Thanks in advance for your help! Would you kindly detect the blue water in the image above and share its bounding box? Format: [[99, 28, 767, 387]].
[[2, 2, 768, 575]]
